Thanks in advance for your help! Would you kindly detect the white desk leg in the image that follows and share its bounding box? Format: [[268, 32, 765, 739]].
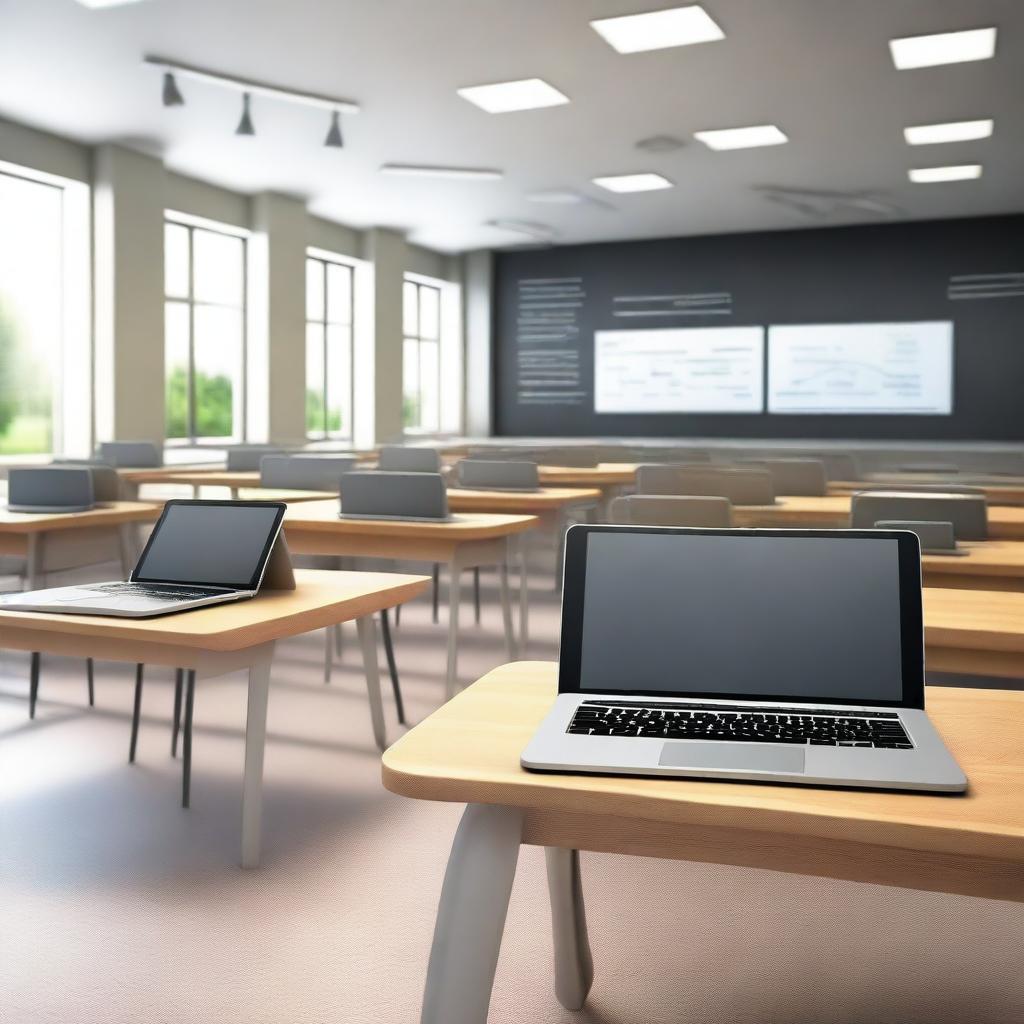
[[422, 803, 524, 1024], [324, 627, 333, 684], [518, 534, 529, 656], [241, 647, 274, 869], [499, 556, 517, 662], [356, 614, 387, 752], [25, 534, 42, 590], [546, 848, 594, 1010], [445, 561, 462, 700]]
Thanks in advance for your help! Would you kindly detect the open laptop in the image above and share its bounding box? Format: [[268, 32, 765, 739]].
[[522, 525, 967, 793], [0, 500, 286, 618], [338, 471, 450, 522]]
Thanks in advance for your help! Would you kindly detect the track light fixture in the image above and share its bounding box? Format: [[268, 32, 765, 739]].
[[236, 92, 255, 136], [324, 110, 343, 148], [162, 71, 184, 107]]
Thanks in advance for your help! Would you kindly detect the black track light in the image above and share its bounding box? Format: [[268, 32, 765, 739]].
[[324, 110, 343, 148], [162, 71, 184, 107], [236, 92, 255, 136]]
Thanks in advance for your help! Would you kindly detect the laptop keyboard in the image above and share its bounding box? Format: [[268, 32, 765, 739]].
[[86, 583, 225, 602], [567, 700, 913, 748]]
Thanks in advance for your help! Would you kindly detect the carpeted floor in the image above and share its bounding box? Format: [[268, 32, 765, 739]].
[[1, 552, 1022, 1024]]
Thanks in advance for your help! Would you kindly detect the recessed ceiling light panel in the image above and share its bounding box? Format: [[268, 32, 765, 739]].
[[457, 78, 569, 113], [526, 189, 586, 204], [592, 173, 673, 193], [694, 125, 788, 150], [889, 27, 996, 69], [908, 164, 982, 183], [380, 164, 502, 180], [904, 119, 993, 145], [590, 5, 725, 54], [76, 0, 150, 7]]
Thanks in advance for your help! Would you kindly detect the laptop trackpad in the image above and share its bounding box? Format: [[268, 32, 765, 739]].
[[659, 742, 805, 774]]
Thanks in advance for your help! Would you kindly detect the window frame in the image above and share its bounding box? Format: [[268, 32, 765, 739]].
[[403, 278, 444, 435], [164, 215, 248, 444], [305, 252, 355, 442]]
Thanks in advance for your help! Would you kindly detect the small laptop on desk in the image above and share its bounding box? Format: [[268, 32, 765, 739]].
[[0, 500, 286, 618], [522, 525, 967, 793]]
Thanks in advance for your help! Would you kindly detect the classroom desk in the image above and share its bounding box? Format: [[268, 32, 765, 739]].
[[731, 495, 1024, 539], [383, 662, 1024, 1023], [4, 568, 428, 867], [282, 502, 538, 697], [921, 541, 1024, 593], [536, 463, 638, 487], [830, 478, 1024, 505], [0, 501, 162, 586], [923, 586, 1024, 678]]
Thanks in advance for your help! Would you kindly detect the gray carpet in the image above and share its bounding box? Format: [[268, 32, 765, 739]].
[[1, 559, 1021, 1023]]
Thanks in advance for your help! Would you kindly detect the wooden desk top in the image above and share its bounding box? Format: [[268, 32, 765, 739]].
[[284, 500, 537, 541], [830, 478, 1024, 505], [0, 569, 428, 652], [159, 470, 258, 488], [446, 486, 602, 513], [923, 586, 1024, 654], [537, 464, 639, 486], [235, 488, 337, 504], [383, 662, 1024, 876], [0, 501, 161, 533], [117, 465, 225, 483], [921, 540, 1024, 580]]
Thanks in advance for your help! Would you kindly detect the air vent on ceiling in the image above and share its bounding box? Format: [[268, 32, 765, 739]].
[[635, 134, 686, 153], [755, 185, 903, 220], [948, 272, 1024, 301]]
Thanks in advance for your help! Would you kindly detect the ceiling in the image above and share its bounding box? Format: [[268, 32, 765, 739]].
[[1, 0, 1022, 253]]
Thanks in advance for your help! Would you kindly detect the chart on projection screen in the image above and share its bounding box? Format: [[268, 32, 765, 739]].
[[768, 321, 954, 414], [594, 326, 765, 413]]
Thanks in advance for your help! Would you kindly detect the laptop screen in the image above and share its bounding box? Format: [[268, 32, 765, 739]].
[[134, 501, 284, 589], [562, 528, 923, 708]]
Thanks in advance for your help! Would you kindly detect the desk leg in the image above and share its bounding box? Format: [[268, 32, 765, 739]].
[[324, 627, 333, 684], [499, 558, 517, 662], [421, 803, 523, 1024], [26, 534, 42, 590], [445, 561, 462, 700], [241, 650, 273, 869], [518, 534, 529, 656], [546, 848, 594, 1010], [356, 615, 387, 752]]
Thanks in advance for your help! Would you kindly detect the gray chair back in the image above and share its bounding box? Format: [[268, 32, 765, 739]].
[[541, 448, 601, 468], [97, 441, 162, 468], [851, 491, 988, 540], [456, 460, 539, 490], [805, 452, 859, 481], [739, 459, 827, 496], [260, 455, 356, 491], [624, 448, 710, 464], [7, 467, 95, 512], [899, 463, 960, 474], [635, 465, 775, 505], [874, 519, 957, 552], [378, 446, 442, 472], [339, 471, 448, 519], [609, 495, 732, 528], [51, 461, 121, 501], [226, 446, 288, 471]]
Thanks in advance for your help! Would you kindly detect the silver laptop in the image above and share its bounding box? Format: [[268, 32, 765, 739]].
[[338, 471, 450, 522], [0, 500, 286, 618], [522, 525, 967, 793]]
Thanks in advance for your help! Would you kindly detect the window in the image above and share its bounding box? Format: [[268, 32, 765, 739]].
[[0, 171, 64, 454], [164, 217, 246, 442], [403, 279, 442, 432], [306, 255, 354, 440]]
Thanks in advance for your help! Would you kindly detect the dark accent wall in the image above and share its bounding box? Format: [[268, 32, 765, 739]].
[[493, 214, 1024, 440]]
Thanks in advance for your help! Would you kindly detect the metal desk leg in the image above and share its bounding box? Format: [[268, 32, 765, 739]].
[[421, 803, 524, 1024], [473, 567, 481, 625], [240, 649, 274, 868], [128, 664, 144, 763], [324, 627, 333, 684], [86, 658, 95, 707], [182, 670, 197, 808], [445, 562, 462, 700], [518, 534, 530, 657], [499, 559, 517, 662], [432, 563, 440, 624], [380, 607, 405, 726], [171, 669, 183, 756], [356, 615, 387, 752], [546, 848, 594, 1010], [28, 651, 40, 719]]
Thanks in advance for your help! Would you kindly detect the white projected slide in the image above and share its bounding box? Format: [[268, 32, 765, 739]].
[[594, 327, 764, 414], [768, 322, 953, 415]]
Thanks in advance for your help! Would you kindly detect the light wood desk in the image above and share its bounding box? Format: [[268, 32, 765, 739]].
[[383, 662, 1024, 1023], [4, 568, 427, 867], [283, 501, 537, 697], [923, 586, 1024, 677], [537, 463, 638, 487], [0, 501, 162, 586], [830, 477, 1024, 506], [732, 495, 1024, 539], [921, 541, 1024, 593]]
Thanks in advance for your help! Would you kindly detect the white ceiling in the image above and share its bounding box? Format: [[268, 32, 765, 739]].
[[2, 0, 1022, 253]]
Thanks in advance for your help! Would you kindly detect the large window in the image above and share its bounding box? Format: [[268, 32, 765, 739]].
[[403, 278, 442, 433], [306, 255, 354, 440], [164, 217, 247, 442], [0, 171, 63, 454]]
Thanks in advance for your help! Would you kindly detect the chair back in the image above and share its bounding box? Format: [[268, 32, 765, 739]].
[[635, 465, 775, 505], [739, 459, 827, 496], [377, 446, 442, 472], [7, 467, 95, 512], [899, 462, 960, 474], [97, 441, 162, 468], [339, 471, 448, 519], [609, 495, 732, 528], [260, 455, 356, 491], [851, 491, 988, 540], [874, 519, 957, 552], [540, 448, 601, 468], [456, 459, 539, 490], [226, 446, 288, 471]]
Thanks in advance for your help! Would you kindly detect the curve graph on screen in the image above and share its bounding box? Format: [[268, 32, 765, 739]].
[[767, 322, 953, 415], [594, 326, 764, 414]]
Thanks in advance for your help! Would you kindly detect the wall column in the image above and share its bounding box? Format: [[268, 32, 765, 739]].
[[92, 145, 166, 445], [248, 192, 307, 443], [463, 250, 493, 437]]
